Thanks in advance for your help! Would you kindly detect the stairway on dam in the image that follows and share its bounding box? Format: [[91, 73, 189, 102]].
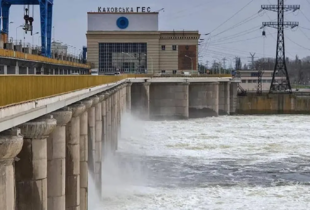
[[0, 75, 237, 210]]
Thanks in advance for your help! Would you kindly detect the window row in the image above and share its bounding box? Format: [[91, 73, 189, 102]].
[[99, 43, 147, 73], [161, 45, 177, 51]]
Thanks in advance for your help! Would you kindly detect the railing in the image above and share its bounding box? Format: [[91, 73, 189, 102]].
[[0, 49, 91, 69], [129, 74, 232, 78], [0, 74, 233, 107], [0, 75, 127, 107]]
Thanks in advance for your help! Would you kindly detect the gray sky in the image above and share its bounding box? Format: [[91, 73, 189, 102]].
[[8, 0, 310, 67]]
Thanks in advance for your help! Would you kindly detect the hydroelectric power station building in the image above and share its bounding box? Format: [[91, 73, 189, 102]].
[[86, 7, 200, 74]]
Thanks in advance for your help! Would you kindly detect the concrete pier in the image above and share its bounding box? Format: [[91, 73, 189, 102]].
[[65, 104, 86, 210], [95, 94, 105, 195], [150, 82, 189, 119], [105, 91, 113, 154], [0, 129, 23, 210], [80, 99, 93, 210], [47, 109, 72, 210], [16, 115, 57, 210], [101, 94, 107, 157], [188, 82, 219, 117], [219, 82, 231, 115]]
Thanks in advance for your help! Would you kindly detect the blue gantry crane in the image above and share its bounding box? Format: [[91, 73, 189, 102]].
[[0, 0, 53, 57]]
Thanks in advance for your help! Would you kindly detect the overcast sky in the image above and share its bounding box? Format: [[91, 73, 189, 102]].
[[7, 0, 310, 67]]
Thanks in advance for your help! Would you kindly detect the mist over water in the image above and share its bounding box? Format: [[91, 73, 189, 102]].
[[89, 114, 310, 210]]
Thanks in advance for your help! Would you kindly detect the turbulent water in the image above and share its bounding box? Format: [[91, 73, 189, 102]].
[[89, 114, 310, 210]]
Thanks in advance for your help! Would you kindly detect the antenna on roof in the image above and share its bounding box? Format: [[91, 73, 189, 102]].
[[156, 8, 164, 12]]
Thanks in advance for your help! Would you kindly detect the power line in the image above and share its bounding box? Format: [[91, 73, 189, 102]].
[[286, 35, 310, 50], [211, 12, 260, 37], [300, 10, 310, 23], [210, 25, 261, 43], [300, 26, 310, 30], [210, 34, 276, 46], [209, 0, 255, 34]]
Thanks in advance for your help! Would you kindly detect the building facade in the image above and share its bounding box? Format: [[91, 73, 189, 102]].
[[86, 10, 200, 74], [239, 70, 286, 91]]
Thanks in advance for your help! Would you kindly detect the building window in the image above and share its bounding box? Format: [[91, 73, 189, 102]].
[[173, 70, 177, 74], [161, 70, 166, 73], [172, 45, 177, 51], [161, 45, 165, 50], [241, 80, 246, 83], [98, 43, 147, 73]]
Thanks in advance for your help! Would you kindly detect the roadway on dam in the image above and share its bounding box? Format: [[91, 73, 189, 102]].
[[89, 114, 310, 210]]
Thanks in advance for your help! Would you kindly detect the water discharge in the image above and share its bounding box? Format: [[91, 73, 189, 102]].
[[89, 114, 310, 210]]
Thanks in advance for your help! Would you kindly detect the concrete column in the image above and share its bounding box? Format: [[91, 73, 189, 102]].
[[15, 61, 19, 74], [47, 109, 73, 210], [16, 115, 57, 210], [80, 99, 93, 210], [41, 67, 44, 75], [111, 89, 117, 152], [214, 82, 219, 115], [100, 94, 108, 157], [65, 104, 86, 210], [26, 67, 29, 75], [143, 82, 151, 119], [230, 82, 238, 114], [0, 128, 23, 210], [94, 94, 105, 195], [180, 82, 190, 118], [87, 96, 99, 183], [116, 87, 121, 150], [225, 82, 231, 114], [106, 91, 112, 154], [4, 65, 7, 74], [126, 82, 131, 111]]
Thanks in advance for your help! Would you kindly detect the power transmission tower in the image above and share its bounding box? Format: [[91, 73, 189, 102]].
[[249, 53, 256, 70], [222, 57, 227, 72], [260, 1, 300, 94], [257, 65, 264, 95]]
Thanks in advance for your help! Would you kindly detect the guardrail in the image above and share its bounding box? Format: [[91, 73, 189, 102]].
[[0, 49, 91, 69], [0, 74, 233, 107], [128, 74, 232, 78]]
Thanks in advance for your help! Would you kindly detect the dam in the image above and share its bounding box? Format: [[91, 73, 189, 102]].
[[0, 75, 237, 210]]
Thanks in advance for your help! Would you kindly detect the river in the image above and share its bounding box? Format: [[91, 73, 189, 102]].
[[89, 115, 310, 210]]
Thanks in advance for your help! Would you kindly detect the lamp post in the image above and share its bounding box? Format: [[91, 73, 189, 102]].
[[16, 25, 23, 44], [185, 55, 193, 70], [32, 32, 39, 47]]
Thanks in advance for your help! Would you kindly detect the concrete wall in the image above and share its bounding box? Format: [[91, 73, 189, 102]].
[[189, 82, 219, 117], [149, 82, 189, 119], [131, 80, 238, 119], [237, 93, 310, 114]]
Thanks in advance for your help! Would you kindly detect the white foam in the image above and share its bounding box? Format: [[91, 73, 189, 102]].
[[89, 114, 310, 210]]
